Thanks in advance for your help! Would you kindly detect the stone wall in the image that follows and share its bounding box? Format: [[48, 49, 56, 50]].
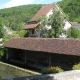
[[4, 70, 80, 80]]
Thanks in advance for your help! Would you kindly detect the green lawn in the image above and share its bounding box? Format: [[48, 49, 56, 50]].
[[0, 62, 40, 79]]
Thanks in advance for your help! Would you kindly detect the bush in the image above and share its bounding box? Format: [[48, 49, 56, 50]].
[[72, 63, 80, 70], [67, 27, 80, 38], [3, 33, 20, 42], [41, 66, 64, 74], [0, 47, 5, 59], [17, 30, 27, 37]]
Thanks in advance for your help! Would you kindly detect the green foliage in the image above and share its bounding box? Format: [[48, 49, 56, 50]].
[[0, 47, 5, 59], [67, 27, 80, 38], [11, 22, 24, 31], [0, 5, 43, 38], [72, 63, 80, 70], [39, 9, 66, 38], [48, 10, 66, 38], [43, 29, 54, 38], [37, 15, 48, 30], [41, 66, 63, 74], [59, 0, 80, 22], [37, 15, 50, 37], [0, 4, 43, 31], [3, 33, 20, 42], [17, 30, 27, 37], [0, 18, 5, 38]]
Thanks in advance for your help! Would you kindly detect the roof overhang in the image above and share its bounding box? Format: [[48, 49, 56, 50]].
[[3, 38, 80, 56], [70, 22, 80, 26], [23, 22, 40, 30]]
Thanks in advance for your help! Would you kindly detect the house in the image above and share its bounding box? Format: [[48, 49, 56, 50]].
[[71, 22, 80, 29], [23, 3, 71, 38], [3, 3, 73, 70], [3, 38, 80, 70]]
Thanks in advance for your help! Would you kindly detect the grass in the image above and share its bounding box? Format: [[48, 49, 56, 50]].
[[0, 61, 40, 79]]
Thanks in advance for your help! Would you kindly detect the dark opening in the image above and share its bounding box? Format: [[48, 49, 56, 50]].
[[32, 29, 34, 34], [6, 48, 80, 70]]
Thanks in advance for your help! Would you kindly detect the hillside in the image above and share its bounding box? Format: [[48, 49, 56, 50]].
[[0, 0, 80, 31], [59, 0, 80, 22], [0, 1, 80, 43], [0, 4, 43, 31]]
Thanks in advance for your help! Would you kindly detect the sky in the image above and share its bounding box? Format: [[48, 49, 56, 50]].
[[0, 0, 62, 9]]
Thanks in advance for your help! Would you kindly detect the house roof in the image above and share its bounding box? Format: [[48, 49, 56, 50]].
[[23, 22, 40, 30], [3, 38, 80, 56], [70, 22, 80, 26], [24, 3, 71, 30], [23, 4, 53, 30], [30, 4, 53, 21]]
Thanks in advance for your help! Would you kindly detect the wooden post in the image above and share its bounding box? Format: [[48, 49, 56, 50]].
[[25, 50, 27, 64], [6, 48, 8, 60], [36, 54, 38, 65], [49, 53, 51, 67]]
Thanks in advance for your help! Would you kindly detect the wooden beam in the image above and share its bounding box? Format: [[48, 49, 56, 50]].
[[6, 48, 8, 60], [49, 53, 51, 67], [25, 50, 27, 64]]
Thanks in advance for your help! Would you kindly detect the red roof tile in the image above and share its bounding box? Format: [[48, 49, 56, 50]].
[[3, 38, 80, 56], [24, 4, 53, 29], [23, 22, 40, 30], [30, 4, 53, 21]]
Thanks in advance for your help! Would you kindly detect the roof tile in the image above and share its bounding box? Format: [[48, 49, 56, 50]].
[[23, 22, 40, 29], [30, 4, 53, 21], [3, 38, 80, 56]]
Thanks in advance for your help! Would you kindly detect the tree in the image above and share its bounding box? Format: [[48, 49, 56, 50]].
[[0, 18, 5, 38], [0, 4, 43, 31], [3, 33, 20, 42], [37, 15, 49, 37], [48, 9, 66, 38], [67, 27, 80, 38], [38, 8, 66, 38], [59, 0, 80, 22], [17, 30, 27, 37]]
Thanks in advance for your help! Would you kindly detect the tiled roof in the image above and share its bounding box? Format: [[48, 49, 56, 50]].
[[24, 3, 71, 29], [24, 4, 53, 29], [3, 38, 80, 56], [23, 22, 40, 30], [30, 4, 53, 21], [24, 4, 53, 30], [70, 22, 80, 26]]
